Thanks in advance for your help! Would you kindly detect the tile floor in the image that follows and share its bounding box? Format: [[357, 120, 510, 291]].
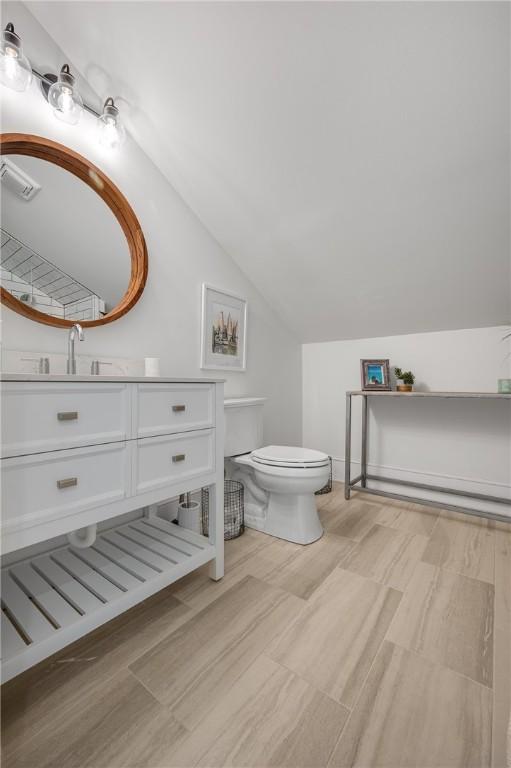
[[2, 484, 510, 767]]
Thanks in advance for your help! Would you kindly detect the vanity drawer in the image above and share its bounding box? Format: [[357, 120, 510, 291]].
[[134, 429, 215, 494], [0, 383, 131, 458], [136, 383, 214, 438], [1, 442, 130, 534]]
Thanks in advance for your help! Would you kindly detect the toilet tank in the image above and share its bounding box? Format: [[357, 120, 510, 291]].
[[224, 397, 266, 457]]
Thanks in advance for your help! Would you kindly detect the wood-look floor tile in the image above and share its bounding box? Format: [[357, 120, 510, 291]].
[[341, 524, 429, 591], [3, 500, 508, 768], [492, 526, 511, 768], [376, 502, 439, 536], [422, 513, 495, 583], [492, 626, 511, 768], [316, 487, 338, 511], [269, 568, 401, 708], [316, 485, 379, 531], [224, 527, 268, 568], [494, 524, 511, 625], [317, 499, 348, 531], [171, 654, 350, 768], [322, 500, 382, 541], [1, 589, 191, 756], [387, 561, 494, 687], [130, 575, 303, 730], [264, 533, 354, 599], [171, 537, 300, 611], [3, 669, 188, 768], [329, 641, 492, 768], [443, 508, 497, 527], [347, 488, 385, 505], [170, 562, 241, 610], [170, 528, 266, 601]]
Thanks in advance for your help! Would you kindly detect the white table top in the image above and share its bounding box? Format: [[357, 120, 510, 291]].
[[348, 390, 511, 399]]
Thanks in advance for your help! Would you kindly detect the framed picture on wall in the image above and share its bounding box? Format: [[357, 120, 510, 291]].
[[360, 359, 391, 390], [200, 284, 247, 371]]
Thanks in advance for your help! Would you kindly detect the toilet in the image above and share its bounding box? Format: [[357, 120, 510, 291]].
[[224, 397, 330, 545]]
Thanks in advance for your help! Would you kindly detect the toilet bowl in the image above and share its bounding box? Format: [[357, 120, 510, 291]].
[[229, 445, 330, 545]]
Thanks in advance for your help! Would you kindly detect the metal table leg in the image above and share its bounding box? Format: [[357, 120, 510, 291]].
[[345, 392, 352, 499], [344, 390, 511, 523], [361, 394, 368, 488]]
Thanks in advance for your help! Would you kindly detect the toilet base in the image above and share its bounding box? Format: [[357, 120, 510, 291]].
[[228, 453, 328, 546], [245, 492, 324, 545]]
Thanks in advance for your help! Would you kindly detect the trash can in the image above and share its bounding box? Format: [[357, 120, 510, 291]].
[[315, 456, 333, 495], [201, 479, 244, 540]]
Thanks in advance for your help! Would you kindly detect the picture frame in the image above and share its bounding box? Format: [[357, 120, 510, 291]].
[[360, 359, 391, 390], [200, 284, 247, 371]]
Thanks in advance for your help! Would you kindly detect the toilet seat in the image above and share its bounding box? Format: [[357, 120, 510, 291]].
[[251, 445, 329, 469]]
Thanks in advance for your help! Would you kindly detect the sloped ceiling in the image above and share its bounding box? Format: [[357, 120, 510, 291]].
[[26, 1, 510, 342]]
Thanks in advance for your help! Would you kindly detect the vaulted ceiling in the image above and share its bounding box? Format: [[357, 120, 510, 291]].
[[27, 1, 510, 341]]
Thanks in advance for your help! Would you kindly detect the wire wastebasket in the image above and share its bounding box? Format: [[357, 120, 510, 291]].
[[315, 456, 333, 495], [201, 479, 245, 540]]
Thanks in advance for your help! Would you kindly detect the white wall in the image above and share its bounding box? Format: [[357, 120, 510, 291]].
[[0, 3, 302, 447], [29, 1, 510, 343], [303, 326, 511, 516]]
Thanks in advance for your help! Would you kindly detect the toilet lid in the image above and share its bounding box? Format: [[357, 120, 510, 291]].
[[251, 445, 330, 468]]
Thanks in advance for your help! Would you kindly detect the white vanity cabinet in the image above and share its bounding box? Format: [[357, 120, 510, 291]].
[[0, 375, 224, 682], [136, 382, 214, 437], [1, 381, 132, 458], [2, 442, 131, 532]]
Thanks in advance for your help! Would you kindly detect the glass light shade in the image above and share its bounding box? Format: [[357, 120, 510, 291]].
[[97, 98, 125, 151], [0, 23, 32, 92], [48, 65, 83, 125]]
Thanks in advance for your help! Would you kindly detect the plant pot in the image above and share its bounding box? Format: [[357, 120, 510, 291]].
[[396, 384, 413, 392]]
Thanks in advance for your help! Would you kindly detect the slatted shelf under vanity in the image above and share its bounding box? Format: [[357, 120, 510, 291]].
[[0, 516, 215, 682]]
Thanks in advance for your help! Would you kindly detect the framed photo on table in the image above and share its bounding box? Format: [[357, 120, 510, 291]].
[[200, 284, 247, 371], [360, 359, 391, 390]]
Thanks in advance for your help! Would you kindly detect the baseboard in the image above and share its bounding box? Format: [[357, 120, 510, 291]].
[[331, 457, 511, 517]]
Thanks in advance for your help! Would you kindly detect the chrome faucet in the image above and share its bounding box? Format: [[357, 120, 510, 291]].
[[67, 323, 84, 374]]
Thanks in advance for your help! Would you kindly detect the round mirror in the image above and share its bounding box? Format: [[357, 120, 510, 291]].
[[0, 134, 147, 327]]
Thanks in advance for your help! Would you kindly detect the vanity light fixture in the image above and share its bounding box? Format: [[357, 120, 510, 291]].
[[0, 23, 32, 92], [47, 64, 84, 125], [97, 97, 125, 151], [1, 21, 126, 151]]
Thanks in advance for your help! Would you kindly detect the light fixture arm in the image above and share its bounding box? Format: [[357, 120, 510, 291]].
[[32, 67, 102, 118]]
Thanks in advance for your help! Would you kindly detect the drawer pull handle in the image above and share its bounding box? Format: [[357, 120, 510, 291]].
[[172, 454, 186, 463], [57, 411, 78, 421], [172, 405, 186, 412], [57, 477, 78, 489]]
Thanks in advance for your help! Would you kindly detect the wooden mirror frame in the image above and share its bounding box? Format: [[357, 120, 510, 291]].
[[0, 133, 148, 328]]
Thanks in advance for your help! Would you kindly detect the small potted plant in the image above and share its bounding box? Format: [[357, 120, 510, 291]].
[[394, 367, 415, 392]]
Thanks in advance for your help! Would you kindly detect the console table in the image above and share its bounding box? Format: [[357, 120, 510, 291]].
[[345, 391, 511, 522]]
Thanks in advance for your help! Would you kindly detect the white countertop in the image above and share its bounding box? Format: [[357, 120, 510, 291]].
[[0, 373, 225, 384]]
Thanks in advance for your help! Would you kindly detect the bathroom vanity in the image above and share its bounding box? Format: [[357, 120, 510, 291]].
[[0, 135, 227, 682], [0, 374, 224, 681]]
